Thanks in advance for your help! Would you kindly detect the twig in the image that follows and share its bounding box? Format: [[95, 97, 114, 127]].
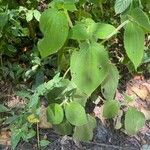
[[37, 123, 40, 149], [83, 141, 136, 150], [64, 10, 73, 28], [63, 67, 70, 79]]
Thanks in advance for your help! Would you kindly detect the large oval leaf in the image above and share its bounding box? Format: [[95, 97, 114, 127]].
[[124, 22, 145, 69], [115, 0, 132, 14], [73, 115, 96, 141], [70, 42, 109, 96], [130, 8, 150, 32], [46, 103, 64, 124], [125, 107, 145, 135], [38, 8, 69, 58], [103, 100, 120, 119], [54, 119, 73, 135], [101, 64, 119, 100], [65, 101, 88, 126], [94, 23, 116, 39]]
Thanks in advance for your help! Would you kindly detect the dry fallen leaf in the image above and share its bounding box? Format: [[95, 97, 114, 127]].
[[126, 78, 150, 101], [114, 110, 123, 129], [140, 108, 150, 120], [130, 85, 149, 101], [125, 77, 150, 120], [39, 105, 52, 129], [27, 114, 39, 123], [93, 105, 105, 124], [6, 95, 26, 108], [0, 131, 11, 146]]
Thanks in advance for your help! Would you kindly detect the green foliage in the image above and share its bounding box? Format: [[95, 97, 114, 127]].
[[124, 22, 145, 69], [125, 107, 146, 135], [101, 64, 119, 100], [46, 103, 64, 124], [11, 124, 36, 149], [130, 8, 150, 32], [70, 42, 109, 96], [103, 100, 120, 119], [94, 23, 116, 39], [0, 12, 8, 31], [70, 18, 96, 40], [38, 8, 69, 58], [0, 104, 9, 113], [40, 140, 50, 147], [11, 129, 22, 149], [26, 9, 41, 22], [1, 0, 150, 148], [115, 0, 132, 14], [73, 115, 96, 141], [54, 119, 73, 135], [65, 101, 88, 126]]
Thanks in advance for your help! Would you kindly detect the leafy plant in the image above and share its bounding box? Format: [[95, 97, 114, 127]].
[[32, 0, 150, 142], [125, 107, 145, 135], [1, 0, 150, 149]]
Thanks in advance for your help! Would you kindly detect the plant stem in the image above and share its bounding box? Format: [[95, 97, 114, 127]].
[[100, 20, 130, 44], [0, 54, 3, 68], [60, 98, 68, 106], [37, 123, 40, 149], [28, 21, 36, 39], [63, 67, 70, 79], [64, 10, 73, 28]]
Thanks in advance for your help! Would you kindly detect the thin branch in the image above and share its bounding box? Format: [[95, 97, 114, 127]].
[[37, 123, 40, 149], [64, 10, 73, 28], [63, 67, 70, 79]]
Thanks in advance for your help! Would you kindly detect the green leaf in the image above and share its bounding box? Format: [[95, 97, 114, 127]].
[[94, 23, 116, 39], [15, 90, 31, 101], [28, 93, 39, 109], [33, 74, 62, 99], [26, 10, 33, 22], [101, 64, 119, 100], [130, 8, 150, 32], [4, 115, 18, 124], [65, 101, 88, 126], [90, 0, 106, 4], [50, 0, 77, 11], [33, 10, 41, 21], [46, 103, 64, 124], [86, 115, 96, 129], [115, 0, 132, 14], [123, 93, 135, 104], [124, 22, 145, 69], [54, 119, 73, 135], [70, 42, 109, 96], [47, 79, 70, 104], [70, 18, 96, 40], [0, 12, 8, 31], [63, 2, 77, 12], [0, 104, 9, 113], [73, 115, 96, 141], [11, 129, 22, 149], [125, 107, 145, 135], [25, 129, 36, 140], [103, 100, 120, 119], [38, 8, 69, 58], [73, 88, 88, 107], [40, 140, 50, 147]]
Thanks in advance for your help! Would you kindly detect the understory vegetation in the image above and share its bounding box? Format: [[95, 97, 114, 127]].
[[0, 0, 150, 149]]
